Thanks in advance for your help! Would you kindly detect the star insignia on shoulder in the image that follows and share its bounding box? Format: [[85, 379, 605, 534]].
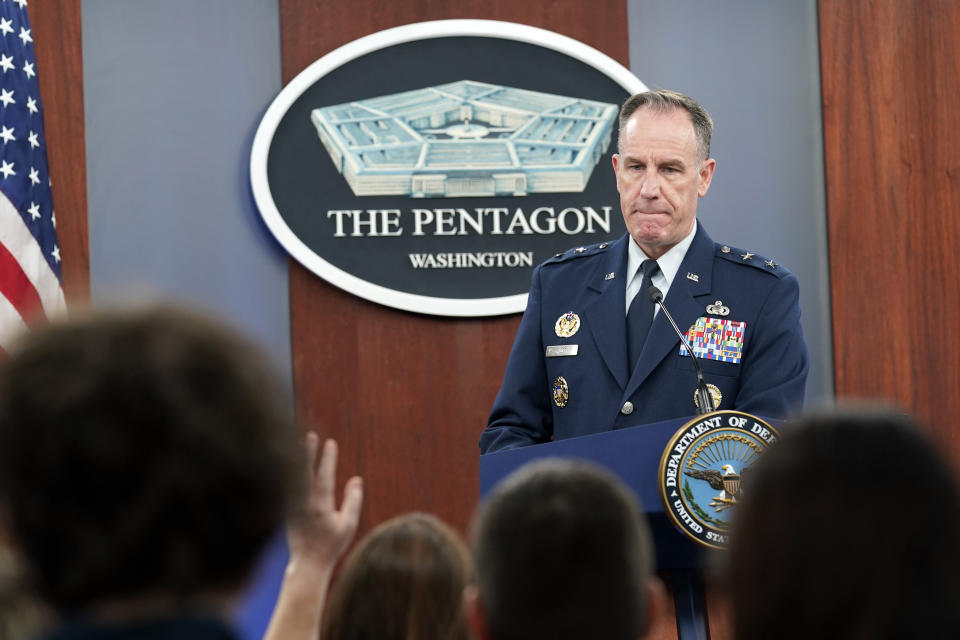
[[765, 259, 778, 269], [721, 246, 731, 254], [740, 252, 754, 261]]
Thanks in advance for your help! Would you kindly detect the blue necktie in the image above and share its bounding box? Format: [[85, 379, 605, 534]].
[[627, 259, 660, 369]]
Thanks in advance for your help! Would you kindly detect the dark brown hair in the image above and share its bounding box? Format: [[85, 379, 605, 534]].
[[726, 408, 960, 640], [471, 459, 654, 640], [321, 512, 473, 640], [0, 305, 300, 613]]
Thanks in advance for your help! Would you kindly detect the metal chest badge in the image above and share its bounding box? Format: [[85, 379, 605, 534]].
[[555, 311, 580, 338], [706, 300, 729, 316], [658, 410, 779, 549], [552, 376, 569, 408], [693, 384, 723, 411]]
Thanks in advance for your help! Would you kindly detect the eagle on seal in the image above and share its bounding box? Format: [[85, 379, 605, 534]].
[[685, 464, 748, 511]]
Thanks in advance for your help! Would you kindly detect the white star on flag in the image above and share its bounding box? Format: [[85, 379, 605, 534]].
[[25, 95, 36, 113], [17, 26, 30, 46], [27, 130, 37, 148], [0, 18, 12, 36], [27, 202, 39, 220], [0, 89, 14, 107], [0, 126, 14, 143], [28, 166, 39, 185], [0, 54, 13, 73], [22, 60, 33, 78], [0, 160, 14, 179]]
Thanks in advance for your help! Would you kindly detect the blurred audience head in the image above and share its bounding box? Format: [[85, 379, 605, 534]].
[[726, 408, 960, 640], [0, 305, 301, 617], [468, 458, 663, 640], [320, 512, 472, 640]]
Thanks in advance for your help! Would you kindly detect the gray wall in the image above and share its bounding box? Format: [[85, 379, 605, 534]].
[[81, 3, 289, 635], [627, 0, 834, 404], [81, 0, 291, 379]]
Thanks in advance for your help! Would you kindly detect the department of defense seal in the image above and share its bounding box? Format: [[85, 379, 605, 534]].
[[658, 410, 778, 549], [555, 311, 580, 338], [552, 376, 569, 408]]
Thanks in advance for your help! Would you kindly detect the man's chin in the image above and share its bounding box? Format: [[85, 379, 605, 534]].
[[630, 233, 678, 259], [631, 231, 665, 248]]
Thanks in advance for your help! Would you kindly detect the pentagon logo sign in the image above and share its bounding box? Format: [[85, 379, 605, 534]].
[[311, 80, 618, 198], [658, 411, 779, 549], [250, 20, 645, 317]]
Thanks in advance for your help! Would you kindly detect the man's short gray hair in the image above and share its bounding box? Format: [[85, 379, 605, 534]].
[[617, 89, 714, 161]]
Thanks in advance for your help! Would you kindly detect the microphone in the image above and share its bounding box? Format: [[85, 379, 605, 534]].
[[647, 286, 715, 415]]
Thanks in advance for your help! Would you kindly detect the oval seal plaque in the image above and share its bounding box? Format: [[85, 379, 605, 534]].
[[250, 20, 645, 317], [658, 411, 779, 549]]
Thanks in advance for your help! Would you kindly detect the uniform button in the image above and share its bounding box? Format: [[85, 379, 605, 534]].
[[620, 401, 634, 415]]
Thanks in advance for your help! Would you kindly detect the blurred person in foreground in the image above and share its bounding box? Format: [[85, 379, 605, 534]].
[[465, 459, 667, 640], [725, 409, 960, 640], [318, 512, 472, 640], [0, 306, 359, 640], [264, 433, 363, 640], [266, 451, 469, 639]]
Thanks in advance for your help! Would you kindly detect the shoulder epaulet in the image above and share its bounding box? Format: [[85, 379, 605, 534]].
[[542, 241, 612, 266], [715, 243, 787, 278]]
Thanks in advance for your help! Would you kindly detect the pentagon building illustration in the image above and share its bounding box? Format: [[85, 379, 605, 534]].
[[310, 80, 618, 198]]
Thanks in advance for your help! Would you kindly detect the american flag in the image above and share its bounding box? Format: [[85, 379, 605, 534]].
[[0, 0, 65, 351]]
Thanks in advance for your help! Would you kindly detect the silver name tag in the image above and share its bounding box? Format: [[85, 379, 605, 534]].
[[546, 344, 579, 357]]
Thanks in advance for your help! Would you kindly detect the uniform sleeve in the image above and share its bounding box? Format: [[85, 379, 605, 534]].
[[733, 270, 809, 418], [479, 265, 553, 453]]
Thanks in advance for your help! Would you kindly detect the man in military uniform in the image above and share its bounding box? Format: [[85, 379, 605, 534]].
[[480, 90, 809, 453]]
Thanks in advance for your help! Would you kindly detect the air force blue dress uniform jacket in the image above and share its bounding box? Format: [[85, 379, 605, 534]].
[[479, 224, 809, 453]]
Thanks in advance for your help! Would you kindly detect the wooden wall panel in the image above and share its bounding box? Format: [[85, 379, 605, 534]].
[[279, 0, 629, 532], [819, 1, 960, 448], [31, 0, 89, 303]]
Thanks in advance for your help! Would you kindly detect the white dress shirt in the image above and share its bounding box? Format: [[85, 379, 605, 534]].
[[624, 220, 698, 315]]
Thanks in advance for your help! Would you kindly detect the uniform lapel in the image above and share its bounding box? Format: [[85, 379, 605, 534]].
[[581, 235, 630, 389], [624, 225, 715, 399]]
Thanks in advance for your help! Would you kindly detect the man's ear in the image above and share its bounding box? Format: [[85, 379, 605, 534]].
[[612, 154, 623, 192], [638, 576, 669, 639], [697, 158, 716, 197], [463, 584, 491, 640]]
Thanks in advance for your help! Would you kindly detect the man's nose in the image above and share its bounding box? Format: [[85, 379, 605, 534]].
[[639, 170, 659, 198]]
